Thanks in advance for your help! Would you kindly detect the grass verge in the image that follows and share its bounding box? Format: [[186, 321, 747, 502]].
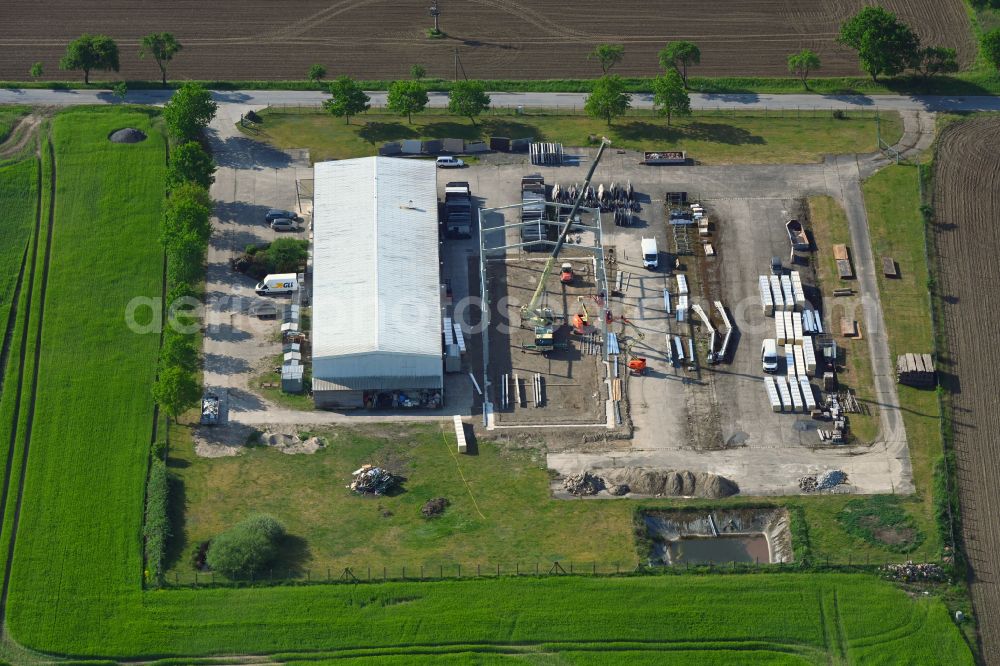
[[243, 108, 899, 165]]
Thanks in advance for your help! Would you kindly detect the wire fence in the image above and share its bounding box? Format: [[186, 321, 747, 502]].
[[160, 555, 927, 589], [262, 103, 884, 121]]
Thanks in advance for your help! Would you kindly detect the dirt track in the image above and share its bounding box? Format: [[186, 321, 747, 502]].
[[0, 0, 973, 81], [933, 117, 1000, 664]]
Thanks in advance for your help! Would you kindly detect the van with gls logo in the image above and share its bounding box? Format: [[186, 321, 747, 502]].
[[255, 273, 299, 295]]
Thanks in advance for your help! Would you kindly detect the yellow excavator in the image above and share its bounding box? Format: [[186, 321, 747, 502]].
[[520, 139, 610, 351]]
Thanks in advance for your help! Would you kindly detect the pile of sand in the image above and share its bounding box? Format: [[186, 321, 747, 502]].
[[601, 467, 739, 498], [108, 128, 147, 143], [260, 431, 325, 455]]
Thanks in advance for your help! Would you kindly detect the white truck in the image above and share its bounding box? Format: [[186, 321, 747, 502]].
[[255, 273, 298, 295], [641, 237, 658, 269]]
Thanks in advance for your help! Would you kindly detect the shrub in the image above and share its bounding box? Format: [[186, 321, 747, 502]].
[[837, 495, 925, 554], [206, 514, 285, 579], [143, 459, 170, 585], [236, 239, 308, 279]]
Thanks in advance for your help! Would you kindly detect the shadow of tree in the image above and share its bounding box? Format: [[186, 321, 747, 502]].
[[358, 122, 419, 145], [612, 121, 765, 146]]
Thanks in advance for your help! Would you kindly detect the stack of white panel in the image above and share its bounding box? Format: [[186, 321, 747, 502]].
[[803, 336, 817, 376], [453, 321, 466, 353], [783, 311, 794, 345], [776, 313, 787, 345], [780, 275, 794, 311], [814, 310, 824, 334], [800, 378, 817, 411], [802, 309, 815, 334], [788, 375, 804, 412], [792, 312, 803, 344], [775, 376, 792, 412], [443, 317, 455, 346], [784, 343, 794, 374], [676, 274, 689, 295], [759, 276, 774, 316], [764, 376, 782, 412], [770, 275, 784, 312], [674, 335, 685, 361], [790, 271, 806, 309], [794, 345, 806, 378], [678, 294, 689, 318]]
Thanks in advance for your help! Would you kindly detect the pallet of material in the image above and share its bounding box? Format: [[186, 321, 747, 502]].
[[790, 271, 806, 308], [769, 275, 784, 312], [841, 319, 858, 337], [882, 256, 898, 278], [799, 378, 817, 411], [803, 336, 817, 376], [780, 275, 795, 311], [674, 335, 685, 361], [787, 374, 804, 412], [833, 244, 850, 261], [454, 415, 468, 453], [836, 259, 855, 279], [676, 274, 689, 295], [792, 312, 803, 343], [764, 376, 782, 412], [775, 376, 792, 412], [785, 344, 794, 375], [759, 275, 774, 316], [783, 311, 794, 345], [776, 313, 787, 345], [896, 352, 936, 388], [794, 345, 806, 378]]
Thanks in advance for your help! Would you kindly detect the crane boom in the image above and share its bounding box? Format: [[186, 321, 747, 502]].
[[521, 139, 610, 324]]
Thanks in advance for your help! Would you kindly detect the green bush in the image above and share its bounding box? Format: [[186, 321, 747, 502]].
[[838, 495, 925, 554], [239, 238, 308, 278], [206, 514, 286, 579], [142, 459, 170, 585]]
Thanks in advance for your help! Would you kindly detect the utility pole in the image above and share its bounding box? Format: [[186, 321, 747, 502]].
[[454, 48, 459, 81], [429, 0, 441, 33]]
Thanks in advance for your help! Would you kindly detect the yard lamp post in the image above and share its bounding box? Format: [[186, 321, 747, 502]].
[[429, 0, 441, 33]]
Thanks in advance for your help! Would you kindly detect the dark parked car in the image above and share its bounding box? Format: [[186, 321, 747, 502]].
[[265, 209, 303, 223]]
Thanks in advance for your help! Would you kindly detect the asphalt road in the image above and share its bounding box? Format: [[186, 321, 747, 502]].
[[2, 87, 1000, 112]]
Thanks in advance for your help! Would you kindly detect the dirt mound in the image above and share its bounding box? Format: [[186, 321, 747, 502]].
[[421, 497, 449, 517], [260, 431, 325, 455], [563, 471, 603, 495], [602, 468, 738, 498], [108, 128, 147, 144]]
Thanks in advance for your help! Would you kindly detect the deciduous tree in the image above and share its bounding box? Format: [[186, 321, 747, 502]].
[[585, 75, 631, 127], [913, 46, 958, 80], [838, 7, 920, 81], [162, 183, 213, 250], [151, 364, 201, 420], [324, 76, 370, 124], [167, 141, 216, 190], [139, 32, 182, 87], [652, 70, 691, 126], [410, 64, 427, 80], [982, 29, 1000, 73], [589, 44, 625, 74], [307, 64, 327, 85], [163, 82, 217, 140], [206, 515, 286, 579], [60, 34, 119, 84], [387, 80, 429, 123], [29, 62, 43, 78], [787, 49, 821, 88], [447, 80, 491, 126], [658, 41, 701, 87]]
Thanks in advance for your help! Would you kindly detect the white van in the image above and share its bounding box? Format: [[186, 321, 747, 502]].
[[761, 338, 779, 373], [641, 238, 658, 269], [436, 156, 465, 168], [255, 273, 298, 295]]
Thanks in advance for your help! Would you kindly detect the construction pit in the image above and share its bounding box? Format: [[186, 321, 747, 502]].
[[641, 507, 793, 566]]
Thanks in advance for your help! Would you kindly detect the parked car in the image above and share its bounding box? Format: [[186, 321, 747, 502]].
[[270, 218, 300, 232], [436, 156, 465, 169], [265, 209, 303, 223]]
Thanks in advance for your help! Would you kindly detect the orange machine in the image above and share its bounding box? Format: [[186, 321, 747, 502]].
[[559, 262, 574, 284], [628, 357, 648, 375]]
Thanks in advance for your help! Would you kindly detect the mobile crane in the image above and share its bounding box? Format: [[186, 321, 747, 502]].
[[520, 139, 610, 351]]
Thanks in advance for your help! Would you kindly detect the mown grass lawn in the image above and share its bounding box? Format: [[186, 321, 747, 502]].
[[246, 108, 901, 165], [861, 164, 943, 557]]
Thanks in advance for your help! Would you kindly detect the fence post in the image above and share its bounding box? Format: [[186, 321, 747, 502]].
[[497, 563, 500, 577], [458, 563, 461, 578], [402, 566, 406, 580]]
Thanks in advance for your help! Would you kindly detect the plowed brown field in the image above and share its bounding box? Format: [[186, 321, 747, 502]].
[[0, 0, 973, 82], [934, 116, 1000, 663]]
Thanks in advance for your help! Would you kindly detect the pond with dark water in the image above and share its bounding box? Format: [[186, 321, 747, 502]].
[[664, 534, 770, 564]]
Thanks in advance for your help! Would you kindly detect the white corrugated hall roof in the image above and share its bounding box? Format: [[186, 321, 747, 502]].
[[312, 157, 442, 389]]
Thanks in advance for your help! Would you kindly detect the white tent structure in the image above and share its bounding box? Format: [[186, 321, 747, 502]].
[[311, 157, 442, 409]]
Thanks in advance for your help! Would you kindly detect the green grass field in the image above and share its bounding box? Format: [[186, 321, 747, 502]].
[[0, 106, 970, 663], [0, 158, 36, 345], [246, 108, 901, 165], [0, 105, 30, 145]]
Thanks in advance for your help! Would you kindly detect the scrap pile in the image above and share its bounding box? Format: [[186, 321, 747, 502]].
[[798, 470, 848, 492], [881, 561, 947, 582], [562, 471, 604, 496], [816, 394, 850, 443], [349, 465, 396, 495]]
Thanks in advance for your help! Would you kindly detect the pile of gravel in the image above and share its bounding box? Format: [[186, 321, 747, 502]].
[[602, 468, 739, 498], [108, 127, 147, 144], [563, 471, 604, 496], [421, 497, 450, 517]]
